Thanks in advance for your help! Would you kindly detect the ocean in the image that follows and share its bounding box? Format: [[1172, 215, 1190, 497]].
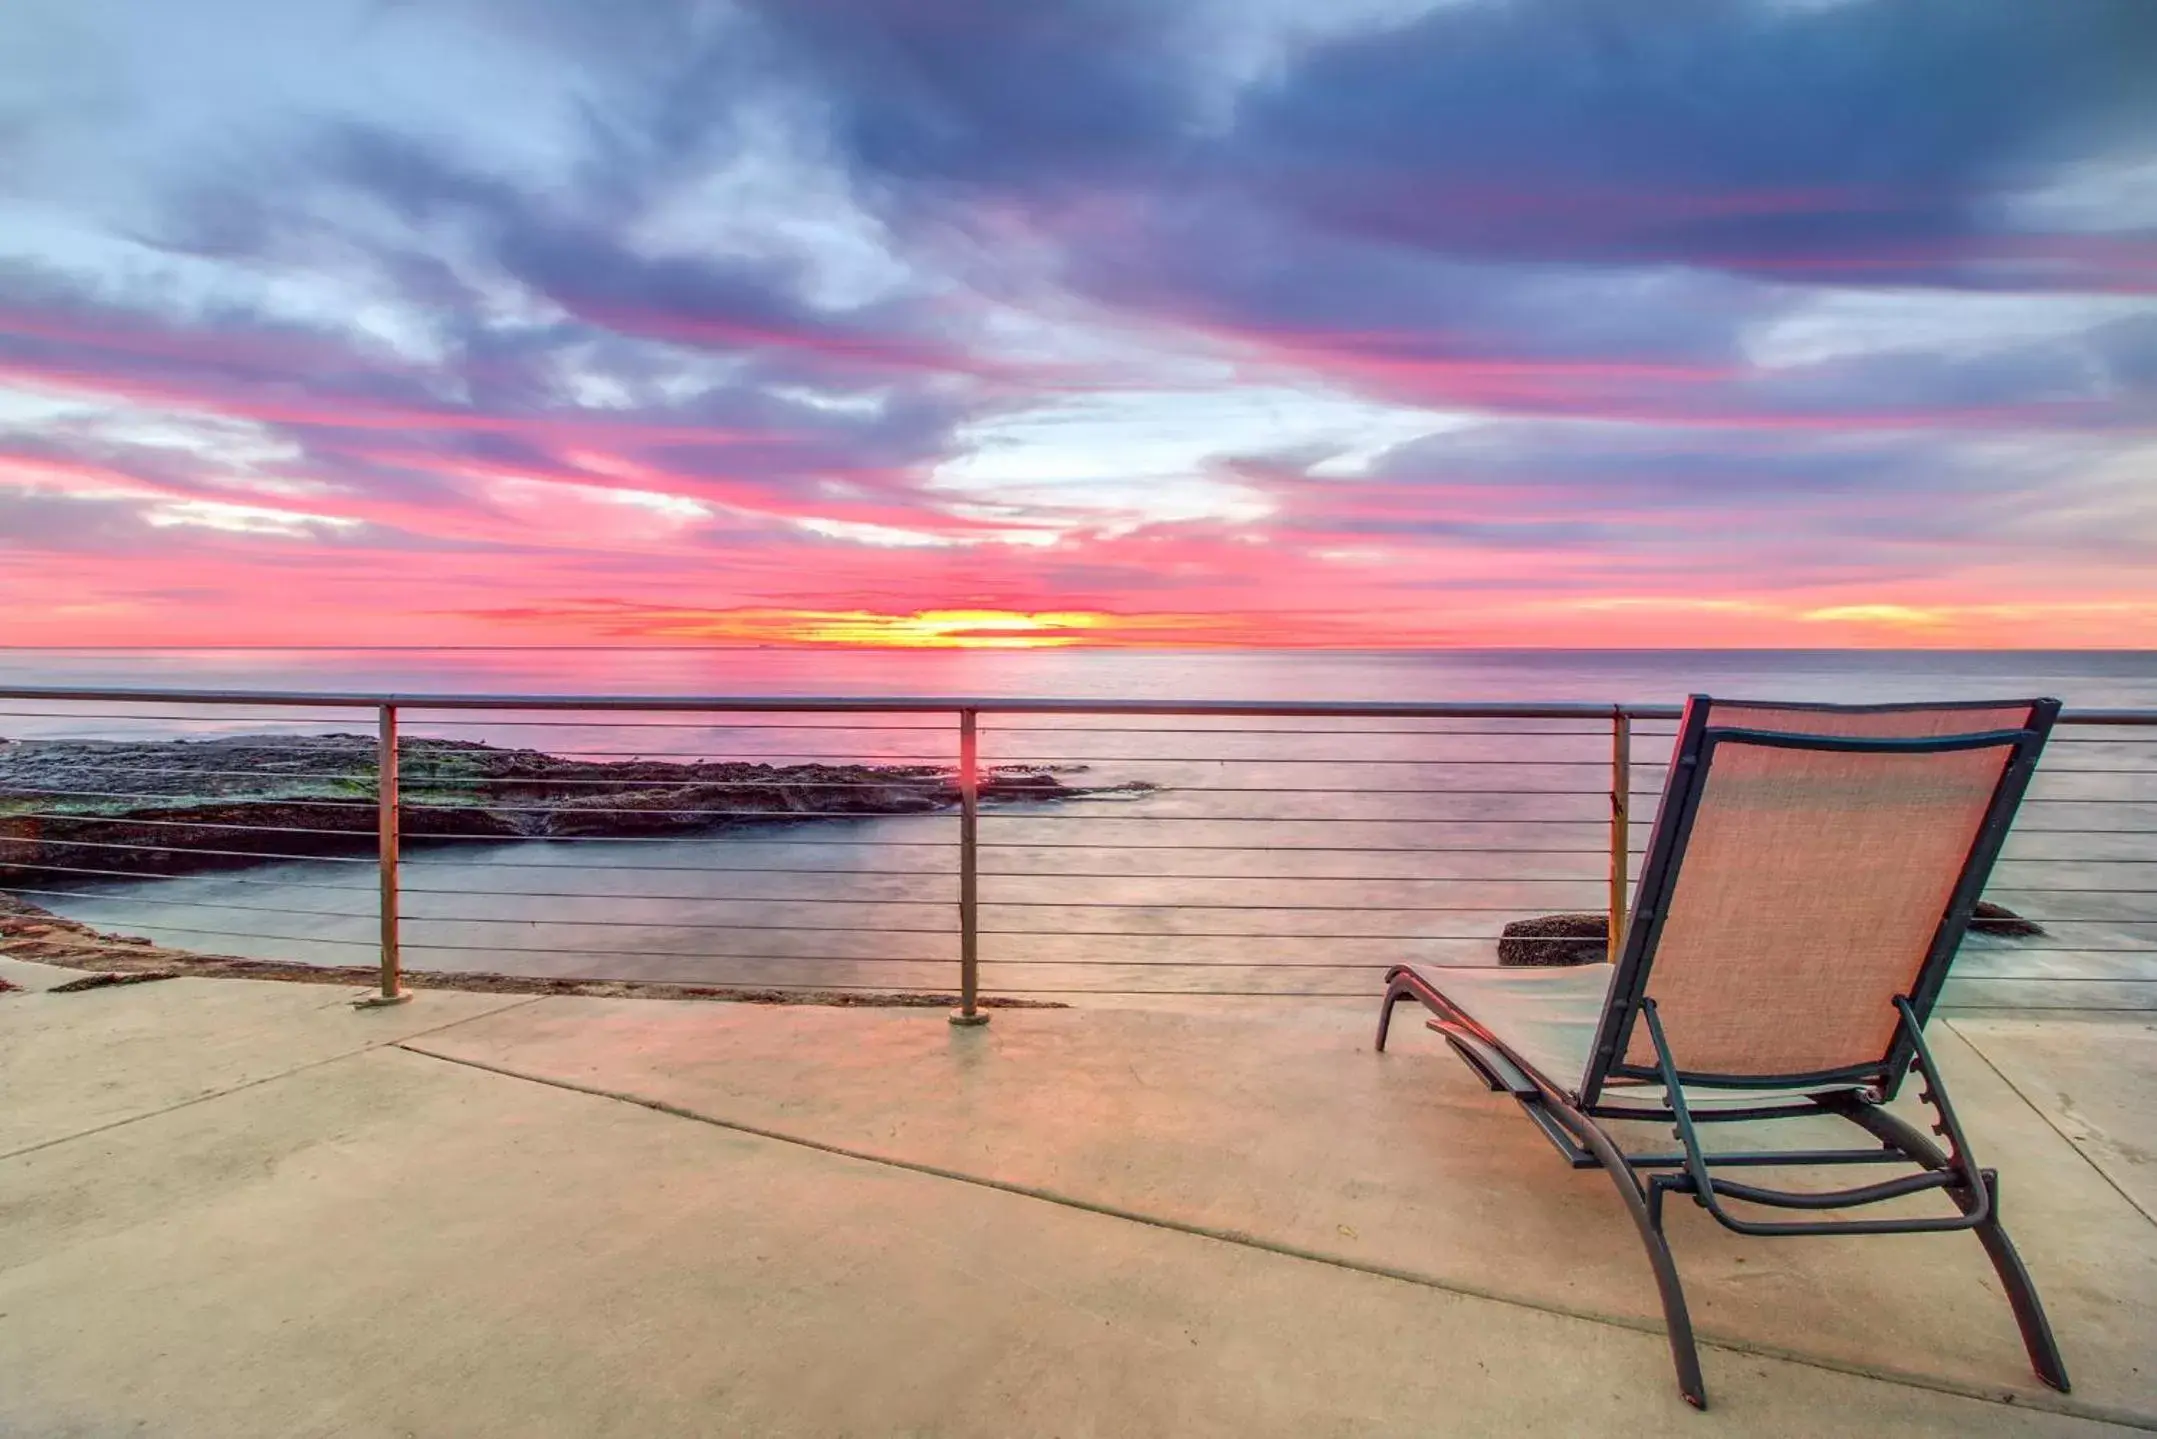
[[7, 646, 2157, 708], [3, 648, 2152, 1007]]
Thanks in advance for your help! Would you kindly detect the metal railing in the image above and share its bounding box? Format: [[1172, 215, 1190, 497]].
[[1, 686, 2151, 1017]]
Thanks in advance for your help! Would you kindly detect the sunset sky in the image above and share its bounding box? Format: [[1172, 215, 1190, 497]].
[[2, 0, 2153, 649]]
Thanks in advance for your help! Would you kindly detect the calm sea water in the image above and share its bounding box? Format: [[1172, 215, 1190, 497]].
[[3, 648, 2152, 1006], [6, 645, 2157, 707]]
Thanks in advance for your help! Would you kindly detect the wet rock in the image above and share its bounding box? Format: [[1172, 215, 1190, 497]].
[[1497, 912, 1608, 966]]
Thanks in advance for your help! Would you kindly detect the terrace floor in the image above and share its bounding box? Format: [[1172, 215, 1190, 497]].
[[3, 957, 2154, 1437]]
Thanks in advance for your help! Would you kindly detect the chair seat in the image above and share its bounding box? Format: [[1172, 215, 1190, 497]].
[[1414, 962, 1613, 1094], [1414, 962, 1871, 1107]]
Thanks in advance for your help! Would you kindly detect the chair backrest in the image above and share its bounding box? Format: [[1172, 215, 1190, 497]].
[[1579, 695, 2058, 1105]]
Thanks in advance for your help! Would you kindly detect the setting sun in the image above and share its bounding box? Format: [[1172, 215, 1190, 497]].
[[786, 609, 1110, 648]]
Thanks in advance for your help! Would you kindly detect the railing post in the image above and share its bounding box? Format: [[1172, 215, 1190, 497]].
[[950, 707, 988, 1027], [1609, 709, 1631, 964], [359, 702, 411, 1006]]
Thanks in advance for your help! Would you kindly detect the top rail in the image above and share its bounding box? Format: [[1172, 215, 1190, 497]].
[[0, 686, 1655, 719], [0, 685, 2149, 726]]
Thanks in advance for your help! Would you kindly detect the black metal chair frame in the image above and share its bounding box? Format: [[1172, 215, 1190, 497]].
[[1376, 695, 2069, 1410]]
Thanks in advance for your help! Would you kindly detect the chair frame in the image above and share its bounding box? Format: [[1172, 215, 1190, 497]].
[[1376, 695, 2068, 1409]]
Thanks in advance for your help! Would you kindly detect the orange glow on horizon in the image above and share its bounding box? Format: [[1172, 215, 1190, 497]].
[[391, 595, 2157, 652], [500, 605, 1264, 649], [787, 608, 1107, 648]]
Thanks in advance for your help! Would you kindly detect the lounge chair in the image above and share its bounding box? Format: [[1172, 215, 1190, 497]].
[[1376, 695, 2068, 1409]]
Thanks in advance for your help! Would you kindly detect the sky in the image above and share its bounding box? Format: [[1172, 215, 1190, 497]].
[[1, 0, 2153, 650]]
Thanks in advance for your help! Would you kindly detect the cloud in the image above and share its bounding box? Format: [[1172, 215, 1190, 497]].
[[1, 0, 2153, 649], [1224, 0, 2157, 287]]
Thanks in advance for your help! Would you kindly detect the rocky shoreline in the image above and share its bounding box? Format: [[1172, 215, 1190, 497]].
[[0, 732, 1144, 884], [0, 892, 1064, 1006]]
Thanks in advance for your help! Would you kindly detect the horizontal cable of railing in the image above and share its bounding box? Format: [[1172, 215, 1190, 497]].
[[3, 685, 2150, 1012]]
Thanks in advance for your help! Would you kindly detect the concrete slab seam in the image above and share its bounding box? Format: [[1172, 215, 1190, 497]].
[[0, 995, 545, 1166], [394, 1038, 2157, 1433]]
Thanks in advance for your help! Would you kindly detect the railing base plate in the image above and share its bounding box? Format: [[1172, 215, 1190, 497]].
[[948, 1010, 991, 1028]]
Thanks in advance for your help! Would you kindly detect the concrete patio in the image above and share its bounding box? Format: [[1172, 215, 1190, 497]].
[[3, 957, 2153, 1437]]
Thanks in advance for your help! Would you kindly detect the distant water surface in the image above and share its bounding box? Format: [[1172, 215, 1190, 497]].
[[6, 645, 2157, 708]]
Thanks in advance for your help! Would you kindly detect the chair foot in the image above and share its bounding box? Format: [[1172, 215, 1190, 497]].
[[1972, 1173, 2071, 1392], [1375, 970, 1411, 1052]]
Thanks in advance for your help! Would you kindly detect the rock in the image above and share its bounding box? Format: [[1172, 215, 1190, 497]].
[[0, 734, 1149, 883], [1970, 901, 2045, 938], [48, 970, 180, 992], [1497, 912, 1607, 966], [1498, 899, 2046, 966]]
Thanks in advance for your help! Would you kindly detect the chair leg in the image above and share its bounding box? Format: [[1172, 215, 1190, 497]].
[[1375, 969, 1412, 1052], [1566, 1107, 1708, 1409], [1840, 1096, 2071, 1394], [1969, 1172, 2071, 1393]]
